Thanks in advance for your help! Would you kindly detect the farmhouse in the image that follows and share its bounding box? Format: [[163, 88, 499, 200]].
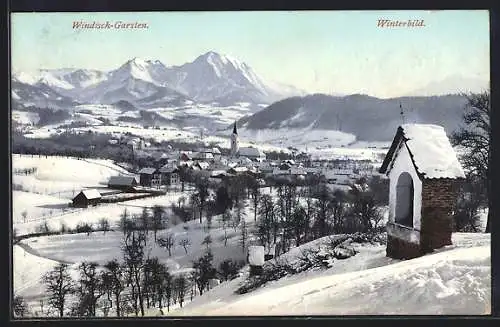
[[72, 189, 101, 208], [159, 164, 179, 186], [108, 176, 138, 191], [379, 124, 465, 259], [138, 167, 162, 187]]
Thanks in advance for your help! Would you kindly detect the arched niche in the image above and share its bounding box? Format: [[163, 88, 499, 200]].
[[395, 172, 414, 227]]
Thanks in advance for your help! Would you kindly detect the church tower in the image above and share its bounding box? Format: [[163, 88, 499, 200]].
[[230, 122, 239, 157]]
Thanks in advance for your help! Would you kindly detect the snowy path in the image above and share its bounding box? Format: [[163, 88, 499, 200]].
[[81, 158, 136, 176], [17, 242, 74, 265]]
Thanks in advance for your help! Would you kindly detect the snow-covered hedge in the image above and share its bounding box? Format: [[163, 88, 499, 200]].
[[234, 233, 386, 295]]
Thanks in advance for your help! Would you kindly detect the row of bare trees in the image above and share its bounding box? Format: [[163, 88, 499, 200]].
[[254, 180, 386, 256], [35, 228, 192, 318]]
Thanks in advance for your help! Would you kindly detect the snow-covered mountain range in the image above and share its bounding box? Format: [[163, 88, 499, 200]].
[[12, 52, 305, 110]]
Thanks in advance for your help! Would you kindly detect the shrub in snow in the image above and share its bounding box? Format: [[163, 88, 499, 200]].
[[235, 257, 292, 294], [35, 220, 51, 234], [13, 296, 28, 317], [75, 222, 93, 234]]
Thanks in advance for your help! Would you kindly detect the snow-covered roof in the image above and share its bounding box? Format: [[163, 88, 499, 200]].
[[290, 167, 306, 175], [210, 170, 227, 177], [380, 124, 465, 179], [230, 166, 249, 173], [159, 164, 178, 173], [81, 189, 101, 200], [212, 147, 221, 154], [193, 152, 214, 160], [273, 168, 289, 175], [238, 147, 265, 158], [138, 167, 157, 174], [108, 176, 137, 186], [179, 160, 194, 167], [197, 162, 210, 170]]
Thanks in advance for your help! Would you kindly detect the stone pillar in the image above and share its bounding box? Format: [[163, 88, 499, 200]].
[[420, 179, 456, 252]]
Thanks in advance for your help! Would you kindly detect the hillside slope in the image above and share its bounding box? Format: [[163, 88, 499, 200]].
[[170, 233, 490, 316], [238, 94, 468, 141]]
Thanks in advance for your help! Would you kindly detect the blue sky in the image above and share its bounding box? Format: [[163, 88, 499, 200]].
[[11, 10, 489, 97]]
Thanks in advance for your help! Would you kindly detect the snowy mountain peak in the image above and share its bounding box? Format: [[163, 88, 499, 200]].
[[112, 57, 169, 86], [197, 51, 248, 74], [36, 74, 75, 90]]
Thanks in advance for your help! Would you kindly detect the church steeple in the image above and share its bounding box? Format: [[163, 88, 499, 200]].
[[230, 121, 239, 156]]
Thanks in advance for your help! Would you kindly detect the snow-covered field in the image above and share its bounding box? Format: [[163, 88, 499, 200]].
[[12, 154, 133, 193], [12, 191, 71, 225], [12, 154, 137, 232], [14, 201, 255, 303], [12, 110, 40, 125], [13, 244, 80, 300], [14, 191, 186, 236], [169, 232, 491, 316]]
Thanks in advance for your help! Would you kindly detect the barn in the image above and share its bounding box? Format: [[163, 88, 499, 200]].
[[379, 124, 465, 259], [72, 189, 102, 208], [107, 176, 138, 192]]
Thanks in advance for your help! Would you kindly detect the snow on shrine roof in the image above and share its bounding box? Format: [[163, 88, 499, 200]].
[[81, 189, 101, 200], [380, 124, 465, 179]]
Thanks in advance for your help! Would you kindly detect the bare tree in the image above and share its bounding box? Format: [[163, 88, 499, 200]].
[[451, 91, 491, 232], [102, 259, 125, 317], [178, 238, 191, 254], [157, 234, 176, 257], [249, 179, 260, 221], [192, 250, 216, 296], [122, 230, 147, 316], [75, 262, 105, 317], [151, 205, 164, 241], [258, 194, 277, 245], [219, 209, 231, 246], [240, 217, 248, 253], [201, 235, 212, 250], [139, 208, 151, 234], [42, 263, 74, 317], [194, 178, 209, 224], [290, 205, 308, 247], [164, 271, 173, 312], [119, 208, 130, 236], [21, 210, 28, 224], [174, 275, 187, 308], [98, 218, 110, 235]]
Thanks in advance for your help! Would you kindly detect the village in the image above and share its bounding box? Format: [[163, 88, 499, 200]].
[[70, 122, 381, 209]]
